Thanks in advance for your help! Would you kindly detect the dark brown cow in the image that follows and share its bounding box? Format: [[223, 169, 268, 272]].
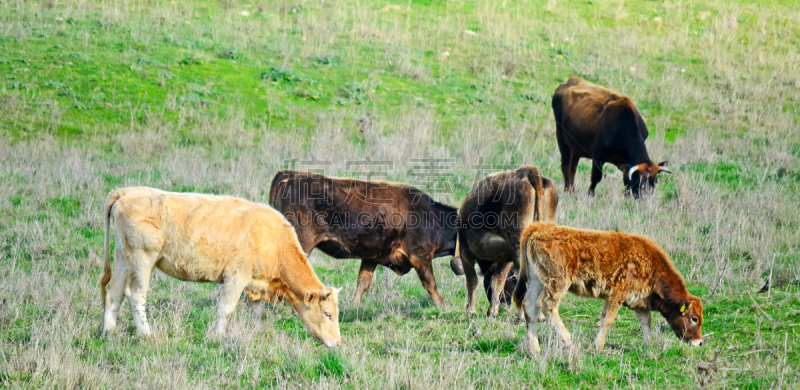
[[514, 223, 704, 354], [457, 166, 558, 317], [269, 170, 459, 306], [552, 76, 672, 198]]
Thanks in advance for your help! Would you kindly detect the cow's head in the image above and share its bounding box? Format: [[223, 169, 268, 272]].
[[298, 287, 342, 347], [665, 295, 704, 346], [623, 161, 672, 198]]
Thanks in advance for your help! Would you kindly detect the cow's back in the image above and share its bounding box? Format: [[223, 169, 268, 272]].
[[555, 77, 621, 138], [460, 166, 555, 262], [523, 223, 667, 294], [112, 187, 288, 283], [269, 170, 456, 260], [461, 166, 552, 229], [553, 77, 649, 152]]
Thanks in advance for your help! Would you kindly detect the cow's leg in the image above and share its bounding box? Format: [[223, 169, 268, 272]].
[[461, 249, 480, 315], [247, 297, 266, 322], [557, 129, 577, 193], [522, 275, 544, 354], [541, 281, 571, 347], [516, 305, 526, 324], [414, 256, 443, 306], [216, 274, 249, 336], [353, 260, 378, 304], [126, 250, 156, 336], [487, 261, 513, 317], [588, 160, 605, 196], [593, 299, 623, 349], [562, 154, 580, 194], [635, 310, 653, 346], [480, 261, 496, 302], [102, 244, 128, 335]]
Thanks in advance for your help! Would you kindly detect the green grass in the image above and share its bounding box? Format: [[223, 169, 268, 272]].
[[1, 0, 799, 388], [7, 0, 780, 144]]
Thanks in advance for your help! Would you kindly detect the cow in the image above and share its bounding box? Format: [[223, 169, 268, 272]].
[[100, 187, 342, 347], [513, 223, 704, 354], [457, 166, 558, 317], [269, 170, 459, 306], [552, 76, 672, 198]]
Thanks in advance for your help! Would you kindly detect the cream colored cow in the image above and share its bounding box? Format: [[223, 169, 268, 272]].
[[100, 187, 342, 347]]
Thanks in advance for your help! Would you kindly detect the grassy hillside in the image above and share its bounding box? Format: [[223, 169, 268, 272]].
[[1, 0, 799, 388]]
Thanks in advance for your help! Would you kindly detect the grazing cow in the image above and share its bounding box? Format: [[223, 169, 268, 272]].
[[514, 223, 704, 354], [269, 170, 459, 306], [458, 166, 558, 317], [100, 187, 342, 347], [552, 76, 672, 197]]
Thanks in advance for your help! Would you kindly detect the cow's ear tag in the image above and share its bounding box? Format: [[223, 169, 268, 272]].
[[680, 303, 686, 313]]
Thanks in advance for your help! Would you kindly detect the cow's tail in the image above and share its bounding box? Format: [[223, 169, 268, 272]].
[[513, 237, 529, 311], [101, 189, 125, 308], [531, 166, 545, 223]]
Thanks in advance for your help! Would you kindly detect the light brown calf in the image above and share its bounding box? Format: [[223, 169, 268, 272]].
[[101, 187, 342, 347], [514, 223, 703, 354]]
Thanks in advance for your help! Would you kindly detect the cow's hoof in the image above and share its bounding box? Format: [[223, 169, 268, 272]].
[[137, 332, 154, 341], [449, 257, 465, 276], [525, 342, 542, 356], [101, 324, 117, 336]]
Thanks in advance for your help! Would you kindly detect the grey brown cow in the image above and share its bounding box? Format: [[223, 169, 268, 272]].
[[457, 166, 558, 317]]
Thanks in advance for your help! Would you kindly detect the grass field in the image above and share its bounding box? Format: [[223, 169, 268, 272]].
[[1, 0, 799, 388]]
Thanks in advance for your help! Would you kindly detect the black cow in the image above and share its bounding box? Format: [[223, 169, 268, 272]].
[[269, 170, 459, 306], [552, 76, 672, 198]]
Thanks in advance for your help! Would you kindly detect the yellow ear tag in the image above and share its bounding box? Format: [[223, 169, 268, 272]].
[[680, 304, 686, 313]]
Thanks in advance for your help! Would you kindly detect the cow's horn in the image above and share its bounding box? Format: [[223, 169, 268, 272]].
[[628, 166, 639, 180], [659, 167, 673, 175]]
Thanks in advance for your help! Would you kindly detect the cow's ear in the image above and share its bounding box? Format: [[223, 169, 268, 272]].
[[333, 287, 343, 295], [658, 161, 668, 167], [679, 300, 691, 315], [322, 289, 332, 300], [304, 291, 319, 306]]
